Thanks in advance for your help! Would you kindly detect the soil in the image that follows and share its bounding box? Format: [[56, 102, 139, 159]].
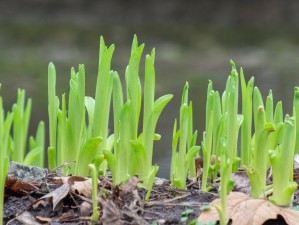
[[2, 162, 297, 225]]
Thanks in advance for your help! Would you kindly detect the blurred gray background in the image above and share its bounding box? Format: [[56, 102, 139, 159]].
[[1, 0, 299, 177]]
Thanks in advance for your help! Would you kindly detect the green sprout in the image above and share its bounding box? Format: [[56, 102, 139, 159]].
[[92, 37, 114, 174], [89, 163, 99, 224], [214, 137, 230, 225], [56, 65, 87, 174], [48, 62, 59, 170], [170, 82, 200, 189], [47, 62, 104, 176], [201, 80, 214, 191], [246, 87, 270, 198], [269, 116, 298, 206], [10, 89, 31, 163], [246, 87, 282, 198], [105, 37, 173, 194], [210, 90, 222, 181], [0, 85, 13, 225], [240, 68, 254, 167], [8, 89, 45, 167], [213, 63, 243, 224], [201, 61, 242, 191], [24, 121, 45, 167], [223, 61, 241, 173]]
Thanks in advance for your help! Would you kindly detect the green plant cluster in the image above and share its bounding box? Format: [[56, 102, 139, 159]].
[[0, 37, 298, 225], [189, 61, 298, 225]]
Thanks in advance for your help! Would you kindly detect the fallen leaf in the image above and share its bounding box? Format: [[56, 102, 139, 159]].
[[232, 170, 250, 195], [121, 176, 139, 192], [35, 216, 52, 223], [198, 192, 299, 225], [58, 176, 92, 198], [99, 199, 122, 225], [117, 177, 141, 208], [32, 182, 70, 210], [32, 176, 93, 211], [79, 201, 92, 217], [16, 211, 42, 225]]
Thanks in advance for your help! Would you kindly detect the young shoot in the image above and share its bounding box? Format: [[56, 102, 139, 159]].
[[92, 37, 115, 174], [214, 137, 230, 225], [246, 87, 281, 198], [48, 62, 59, 170], [201, 81, 214, 191], [89, 163, 99, 224], [104, 36, 173, 193], [240, 68, 254, 167], [11, 89, 31, 163], [170, 82, 200, 189], [269, 116, 298, 206], [246, 87, 269, 198]]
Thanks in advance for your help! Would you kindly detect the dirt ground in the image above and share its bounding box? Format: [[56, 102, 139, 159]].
[[3, 162, 298, 225]]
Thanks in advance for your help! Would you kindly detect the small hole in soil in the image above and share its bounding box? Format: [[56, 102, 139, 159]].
[[263, 215, 287, 225]]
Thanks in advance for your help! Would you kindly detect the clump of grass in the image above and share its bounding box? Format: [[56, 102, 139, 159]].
[[45, 36, 172, 198], [104, 36, 173, 194], [8, 89, 45, 167], [170, 82, 199, 189], [201, 61, 242, 192], [46, 38, 114, 176]]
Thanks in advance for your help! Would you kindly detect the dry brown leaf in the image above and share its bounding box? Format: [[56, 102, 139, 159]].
[[232, 170, 250, 195], [32, 182, 70, 210], [16, 211, 42, 225], [198, 192, 299, 225], [100, 199, 122, 225], [121, 177, 139, 192], [35, 216, 52, 223], [32, 176, 92, 211], [79, 201, 92, 217], [59, 176, 92, 198]]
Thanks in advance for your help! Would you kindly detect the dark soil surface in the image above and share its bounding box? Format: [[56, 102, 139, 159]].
[[3, 176, 215, 224], [2, 162, 297, 225]]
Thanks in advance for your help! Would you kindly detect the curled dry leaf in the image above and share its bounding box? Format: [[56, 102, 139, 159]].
[[198, 192, 299, 225], [32, 182, 70, 210], [59, 176, 93, 198], [16, 211, 42, 225], [32, 176, 93, 211]]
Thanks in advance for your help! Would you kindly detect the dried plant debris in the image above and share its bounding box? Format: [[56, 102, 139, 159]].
[[198, 192, 299, 225], [4, 171, 218, 224], [16, 211, 42, 225], [32, 181, 70, 210], [232, 169, 250, 195], [58, 176, 92, 198]]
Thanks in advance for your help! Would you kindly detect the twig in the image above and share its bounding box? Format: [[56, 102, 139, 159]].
[[145, 193, 191, 206]]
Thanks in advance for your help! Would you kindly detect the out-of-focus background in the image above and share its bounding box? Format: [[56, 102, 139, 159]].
[[1, 0, 299, 177]]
